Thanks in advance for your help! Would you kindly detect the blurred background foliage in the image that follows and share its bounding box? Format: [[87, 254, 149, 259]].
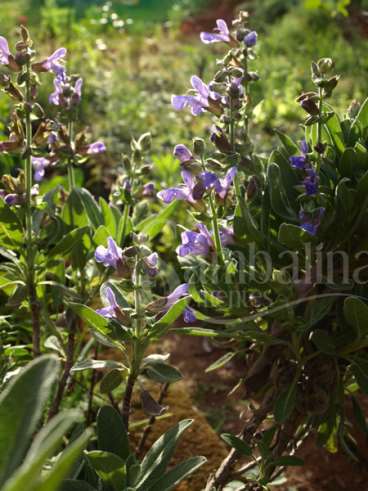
[[1, 0, 368, 193]]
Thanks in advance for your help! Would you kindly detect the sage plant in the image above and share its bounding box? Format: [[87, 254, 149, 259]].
[[158, 12, 368, 490]]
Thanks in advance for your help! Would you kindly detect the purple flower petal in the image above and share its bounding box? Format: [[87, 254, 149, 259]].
[[244, 31, 257, 47], [157, 187, 190, 203], [166, 283, 189, 307], [32, 157, 50, 182], [0, 36, 10, 65], [42, 47, 67, 73], [200, 19, 230, 44], [96, 305, 116, 318], [75, 78, 83, 96], [177, 228, 212, 257], [200, 171, 219, 189], [174, 144, 193, 163], [184, 307, 196, 323], [191, 75, 210, 100], [300, 139, 309, 154], [87, 141, 106, 154], [219, 226, 234, 246], [290, 155, 307, 169], [181, 170, 195, 190], [95, 237, 123, 269], [143, 182, 155, 197]]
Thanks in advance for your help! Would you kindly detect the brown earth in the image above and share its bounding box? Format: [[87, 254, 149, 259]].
[[131, 334, 368, 491]]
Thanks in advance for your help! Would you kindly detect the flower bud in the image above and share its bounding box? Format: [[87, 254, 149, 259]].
[[347, 100, 360, 119], [210, 126, 232, 153], [246, 175, 258, 201], [213, 69, 227, 82], [300, 97, 319, 116], [317, 57, 334, 74], [138, 132, 151, 151], [193, 137, 205, 156]]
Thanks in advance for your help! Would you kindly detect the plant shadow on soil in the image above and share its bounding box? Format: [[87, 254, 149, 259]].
[[131, 334, 368, 491]]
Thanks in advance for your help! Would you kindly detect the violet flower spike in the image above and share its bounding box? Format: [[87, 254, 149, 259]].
[[200, 19, 230, 44], [95, 237, 123, 269], [32, 157, 50, 182], [96, 287, 119, 319], [0, 36, 10, 65], [87, 141, 106, 154]]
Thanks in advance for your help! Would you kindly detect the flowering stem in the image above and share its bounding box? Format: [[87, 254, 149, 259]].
[[316, 87, 323, 172], [209, 191, 225, 266], [67, 120, 76, 191], [24, 65, 32, 244], [122, 258, 145, 430], [24, 60, 41, 358]]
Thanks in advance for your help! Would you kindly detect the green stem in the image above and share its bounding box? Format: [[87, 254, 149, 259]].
[[67, 120, 76, 191], [25, 62, 32, 245], [209, 191, 225, 266], [316, 87, 323, 172], [122, 258, 145, 430], [24, 61, 41, 358]]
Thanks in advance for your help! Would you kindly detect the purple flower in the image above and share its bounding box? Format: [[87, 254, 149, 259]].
[[4, 193, 19, 205], [49, 74, 83, 107], [144, 252, 159, 277], [143, 182, 155, 197], [49, 74, 64, 106], [177, 223, 233, 257], [87, 141, 106, 154], [0, 37, 10, 65], [219, 226, 234, 246], [174, 144, 193, 163], [157, 170, 195, 204], [290, 140, 309, 169], [176, 223, 213, 257], [300, 139, 309, 154], [71, 77, 83, 105], [290, 155, 307, 169], [303, 167, 319, 196], [183, 307, 196, 323], [299, 208, 325, 236], [41, 47, 67, 75], [32, 157, 50, 182], [200, 166, 237, 199], [244, 31, 257, 47], [216, 167, 237, 198], [96, 286, 119, 318], [95, 237, 123, 269], [163, 283, 195, 324], [200, 19, 230, 44], [165, 283, 189, 308], [172, 76, 220, 116]]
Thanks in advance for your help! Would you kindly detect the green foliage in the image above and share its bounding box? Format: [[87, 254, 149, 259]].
[[0, 356, 91, 491]]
